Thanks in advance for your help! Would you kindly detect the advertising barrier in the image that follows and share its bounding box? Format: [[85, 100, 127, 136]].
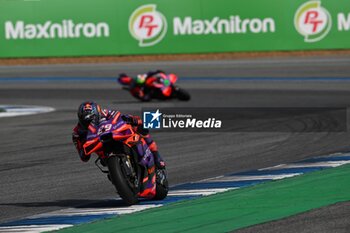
[[0, 0, 349, 57]]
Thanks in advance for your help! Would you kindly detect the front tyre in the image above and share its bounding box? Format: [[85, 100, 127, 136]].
[[107, 155, 138, 205], [174, 87, 191, 101]]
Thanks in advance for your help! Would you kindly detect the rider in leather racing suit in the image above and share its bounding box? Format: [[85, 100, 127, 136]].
[[119, 70, 170, 101], [72, 101, 166, 169]]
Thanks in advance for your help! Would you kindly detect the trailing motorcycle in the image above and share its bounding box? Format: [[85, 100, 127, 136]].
[[83, 112, 168, 205], [118, 72, 191, 101]]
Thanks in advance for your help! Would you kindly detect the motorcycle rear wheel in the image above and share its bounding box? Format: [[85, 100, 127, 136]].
[[153, 169, 169, 200], [108, 155, 139, 205]]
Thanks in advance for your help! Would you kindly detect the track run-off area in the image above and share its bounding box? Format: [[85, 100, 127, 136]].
[[0, 55, 350, 232]]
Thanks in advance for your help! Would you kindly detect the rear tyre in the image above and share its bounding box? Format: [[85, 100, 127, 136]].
[[107, 155, 138, 205], [153, 169, 169, 200]]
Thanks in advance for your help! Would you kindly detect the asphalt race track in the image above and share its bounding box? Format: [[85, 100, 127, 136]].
[[1, 56, 350, 232]]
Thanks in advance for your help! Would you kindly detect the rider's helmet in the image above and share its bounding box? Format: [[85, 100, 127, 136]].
[[136, 74, 147, 85], [77, 101, 101, 127]]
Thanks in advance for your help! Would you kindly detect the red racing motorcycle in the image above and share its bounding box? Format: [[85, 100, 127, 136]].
[[118, 72, 191, 101]]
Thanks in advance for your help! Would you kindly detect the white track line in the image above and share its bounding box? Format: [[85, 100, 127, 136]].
[[261, 161, 350, 170], [205, 174, 302, 182], [0, 106, 55, 118], [0, 225, 72, 233], [168, 188, 235, 196]]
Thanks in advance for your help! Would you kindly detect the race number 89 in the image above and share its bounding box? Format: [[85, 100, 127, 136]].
[[98, 124, 112, 135]]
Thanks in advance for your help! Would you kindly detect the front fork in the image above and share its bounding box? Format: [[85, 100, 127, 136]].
[[96, 153, 140, 191]]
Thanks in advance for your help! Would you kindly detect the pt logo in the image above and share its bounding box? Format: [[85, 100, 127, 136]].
[[129, 4, 167, 47], [294, 1, 332, 42], [143, 109, 162, 129]]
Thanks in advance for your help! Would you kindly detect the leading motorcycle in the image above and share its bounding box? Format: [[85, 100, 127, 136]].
[[83, 112, 168, 205]]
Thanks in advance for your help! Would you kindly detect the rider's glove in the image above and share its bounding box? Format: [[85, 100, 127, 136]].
[[72, 133, 80, 146], [79, 150, 90, 162], [122, 115, 141, 126]]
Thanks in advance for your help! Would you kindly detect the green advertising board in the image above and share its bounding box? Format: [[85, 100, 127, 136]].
[[0, 0, 349, 58]]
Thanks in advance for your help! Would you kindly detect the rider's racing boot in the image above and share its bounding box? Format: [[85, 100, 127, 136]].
[[152, 150, 166, 170]]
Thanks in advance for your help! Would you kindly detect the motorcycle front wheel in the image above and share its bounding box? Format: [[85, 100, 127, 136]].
[[174, 87, 191, 101], [107, 155, 139, 205]]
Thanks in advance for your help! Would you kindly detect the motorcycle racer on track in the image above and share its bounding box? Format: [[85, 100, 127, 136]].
[[72, 101, 166, 169], [119, 70, 172, 101]]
